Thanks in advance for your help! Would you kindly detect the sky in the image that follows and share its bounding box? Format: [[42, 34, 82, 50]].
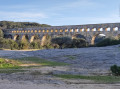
[[0, 0, 120, 26]]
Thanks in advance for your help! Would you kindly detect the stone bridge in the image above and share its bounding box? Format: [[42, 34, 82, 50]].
[[3, 23, 120, 45]]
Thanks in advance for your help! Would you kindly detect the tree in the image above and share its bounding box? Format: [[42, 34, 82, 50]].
[[51, 36, 72, 49], [30, 40, 41, 49], [71, 38, 87, 48]]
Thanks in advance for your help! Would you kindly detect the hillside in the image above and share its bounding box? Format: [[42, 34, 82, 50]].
[[0, 21, 51, 30]]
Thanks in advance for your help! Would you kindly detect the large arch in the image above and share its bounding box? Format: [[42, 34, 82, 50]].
[[13, 34, 20, 41], [30, 36, 35, 43], [21, 35, 29, 42], [41, 34, 51, 46], [72, 34, 86, 40], [29, 34, 39, 43], [91, 33, 106, 45], [4, 34, 13, 39]]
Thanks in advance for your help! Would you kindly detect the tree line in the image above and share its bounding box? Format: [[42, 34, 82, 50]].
[[0, 21, 51, 30]]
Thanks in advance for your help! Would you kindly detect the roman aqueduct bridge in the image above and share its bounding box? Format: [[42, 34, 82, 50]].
[[3, 23, 120, 45]]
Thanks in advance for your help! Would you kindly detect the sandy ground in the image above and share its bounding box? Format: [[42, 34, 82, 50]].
[[0, 45, 120, 89]]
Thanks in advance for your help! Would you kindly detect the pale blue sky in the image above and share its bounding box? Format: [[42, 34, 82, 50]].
[[0, 0, 120, 26]]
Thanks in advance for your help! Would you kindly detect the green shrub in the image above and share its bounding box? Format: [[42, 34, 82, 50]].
[[0, 58, 20, 69], [51, 36, 72, 49], [0, 38, 18, 49], [30, 40, 41, 49], [71, 38, 87, 48], [110, 65, 120, 76], [96, 38, 120, 47], [18, 40, 29, 49]]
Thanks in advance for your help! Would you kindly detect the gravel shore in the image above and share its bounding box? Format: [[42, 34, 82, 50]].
[[0, 45, 120, 89]]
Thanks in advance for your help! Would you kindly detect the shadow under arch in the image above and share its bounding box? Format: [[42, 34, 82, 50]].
[[91, 33, 106, 45], [72, 34, 86, 40], [4, 34, 13, 39]]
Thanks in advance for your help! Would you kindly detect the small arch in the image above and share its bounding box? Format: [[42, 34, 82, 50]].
[[60, 29, 63, 32], [86, 28, 90, 32], [98, 28, 103, 31], [70, 29, 73, 32], [42, 30, 45, 33], [75, 29, 79, 32], [91, 33, 106, 45], [105, 27, 110, 31], [92, 28, 96, 31], [39, 30, 41, 33], [80, 28, 84, 32], [28, 30, 30, 33], [22, 30, 24, 33], [47, 30, 49, 32], [65, 29, 68, 32], [113, 27, 118, 31], [35, 30, 37, 33], [31, 30, 33, 33], [51, 29, 53, 32], [25, 30, 27, 33], [55, 29, 58, 32]]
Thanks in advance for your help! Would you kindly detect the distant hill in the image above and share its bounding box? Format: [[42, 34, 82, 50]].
[[0, 21, 51, 30]]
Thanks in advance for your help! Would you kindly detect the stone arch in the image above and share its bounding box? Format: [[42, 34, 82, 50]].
[[72, 34, 86, 40], [92, 28, 96, 31], [8, 34, 13, 39], [30, 36, 35, 43], [41, 34, 51, 46], [21, 34, 29, 42], [98, 28, 103, 31], [113, 27, 118, 31], [105, 27, 111, 31], [91, 33, 106, 45], [4, 34, 13, 39], [13, 34, 20, 41], [29, 34, 40, 43]]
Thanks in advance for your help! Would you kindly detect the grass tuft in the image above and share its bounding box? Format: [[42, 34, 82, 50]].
[[0, 58, 21, 69], [18, 57, 68, 66], [54, 74, 120, 83]]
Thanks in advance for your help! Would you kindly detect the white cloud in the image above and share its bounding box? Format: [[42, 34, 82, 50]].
[[0, 11, 48, 22]]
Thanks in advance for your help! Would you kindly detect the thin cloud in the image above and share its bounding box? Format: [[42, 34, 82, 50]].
[[0, 11, 48, 22], [46, 0, 97, 11], [50, 14, 120, 26]]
